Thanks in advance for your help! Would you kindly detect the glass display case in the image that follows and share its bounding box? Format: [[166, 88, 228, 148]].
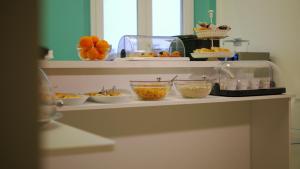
[[210, 61, 286, 96], [116, 35, 186, 60]]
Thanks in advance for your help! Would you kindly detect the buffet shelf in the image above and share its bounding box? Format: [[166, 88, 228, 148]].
[[40, 60, 275, 69], [41, 121, 115, 154], [40, 60, 221, 69], [57, 94, 291, 112]]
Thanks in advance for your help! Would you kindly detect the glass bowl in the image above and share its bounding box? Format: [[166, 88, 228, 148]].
[[174, 80, 212, 98], [130, 81, 172, 101], [77, 47, 110, 61]]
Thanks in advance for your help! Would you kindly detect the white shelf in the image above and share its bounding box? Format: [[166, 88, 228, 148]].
[[57, 95, 291, 112], [40, 60, 221, 69], [40, 60, 273, 69], [41, 121, 115, 154]]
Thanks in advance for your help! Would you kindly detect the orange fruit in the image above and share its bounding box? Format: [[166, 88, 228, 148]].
[[79, 36, 94, 48], [96, 49, 106, 60], [171, 51, 181, 57], [91, 36, 99, 45], [96, 53, 106, 60], [86, 47, 100, 60], [159, 51, 170, 57], [96, 40, 110, 53], [79, 48, 89, 59]]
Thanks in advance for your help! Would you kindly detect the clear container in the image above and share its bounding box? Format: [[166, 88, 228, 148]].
[[174, 80, 212, 98], [117, 35, 185, 58], [39, 69, 61, 123], [130, 80, 172, 101], [217, 61, 283, 90]]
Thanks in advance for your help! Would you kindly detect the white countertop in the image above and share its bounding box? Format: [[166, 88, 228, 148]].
[[41, 121, 115, 154]]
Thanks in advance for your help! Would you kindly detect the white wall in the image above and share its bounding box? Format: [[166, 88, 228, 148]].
[[216, 1, 300, 168], [216, 0, 300, 128]]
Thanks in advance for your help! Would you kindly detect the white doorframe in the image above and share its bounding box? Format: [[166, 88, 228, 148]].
[[137, 0, 152, 36], [182, 0, 194, 34], [90, 0, 103, 38]]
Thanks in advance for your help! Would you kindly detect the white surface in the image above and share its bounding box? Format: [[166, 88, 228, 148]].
[[57, 94, 292, 112], [114, 57, 190, 61], [43, 98, 291, 169], [41, 60, 221, 68], [216, 0, 300, 97], [41, 121, 115, 152], [41, 60, 275, 69]]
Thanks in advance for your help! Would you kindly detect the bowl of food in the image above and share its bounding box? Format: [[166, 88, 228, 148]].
[[174, 80, 212, 98], [77, 36, 111, 61], [55, 92, 89, 105], [86, 87, 131, 103], [130, 80, 172, 101]]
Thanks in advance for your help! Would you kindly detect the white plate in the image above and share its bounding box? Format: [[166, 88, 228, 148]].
[[60, 95, 89, 105], [89, 94, 132, 103]]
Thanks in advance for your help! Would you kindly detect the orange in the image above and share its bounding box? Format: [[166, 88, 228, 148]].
[[79, 36, 93, 48], [96, 40, 110, 53], [86, 47, 100, 60], [159, 51, 170, 57], [96, 53, 106, 60], [96, 49, 106, 60], [79, 48, 89, 59], [91, 36, 99, 45], [171, 51, 181, 57]]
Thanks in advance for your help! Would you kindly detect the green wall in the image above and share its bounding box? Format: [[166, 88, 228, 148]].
[[194, 0, 216, 25], [40, 0, 90, 60], [40, 0, 215, 60]]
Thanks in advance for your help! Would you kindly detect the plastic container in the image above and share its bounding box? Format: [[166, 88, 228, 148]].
[[210, 61, 286, 96], [117, 35, 185, 59]]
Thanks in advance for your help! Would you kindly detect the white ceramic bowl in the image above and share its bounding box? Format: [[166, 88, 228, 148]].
[[60, 95, 89, 105], [89, 94, 131, 103]]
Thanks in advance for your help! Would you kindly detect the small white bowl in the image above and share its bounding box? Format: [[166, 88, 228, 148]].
[[60, 95, 89, 105], [89, 94, 131, 103]]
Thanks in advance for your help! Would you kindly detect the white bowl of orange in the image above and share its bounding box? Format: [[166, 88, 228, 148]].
[[77, 36, 111, 61]]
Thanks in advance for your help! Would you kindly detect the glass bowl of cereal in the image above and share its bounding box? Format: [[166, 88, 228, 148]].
[[130, 80, 172, 101], [174, 79, 212, 98]]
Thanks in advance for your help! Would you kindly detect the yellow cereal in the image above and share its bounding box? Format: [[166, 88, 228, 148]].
[[133, 86, 168, 100]]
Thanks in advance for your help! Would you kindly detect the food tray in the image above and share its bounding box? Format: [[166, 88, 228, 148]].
[[191, 52, 233, 58], [210, 83, 286, 97], [193, 28, 230, 39]]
